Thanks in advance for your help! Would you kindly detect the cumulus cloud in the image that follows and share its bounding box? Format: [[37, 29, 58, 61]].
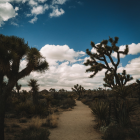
[[0, 2, 18, 27], [29, 16, 38, 23], [27, 4, 49, 22], [52, 0, 67, 5], [38, 0, 47, 2], [11, 21, 19, 26], [49, 6, 65, 17], [112, 43, 140, 58], [11, 44, 140, 92], [40, 44, 85, 65], [28, 0, 38, 6]]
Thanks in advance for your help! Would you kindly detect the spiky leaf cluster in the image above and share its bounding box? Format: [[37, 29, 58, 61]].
[[103, 70, 133, 89], [84, 37, 129, 86], [71, 84, 85, 97], [28, 79, 39, 92]]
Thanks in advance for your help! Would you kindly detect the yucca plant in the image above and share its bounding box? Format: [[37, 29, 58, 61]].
[[110, 97, 139, 128], [91, 100, 109, 129]]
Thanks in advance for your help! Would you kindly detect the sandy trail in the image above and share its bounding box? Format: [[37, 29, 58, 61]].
[[49, 100, 104, 140]]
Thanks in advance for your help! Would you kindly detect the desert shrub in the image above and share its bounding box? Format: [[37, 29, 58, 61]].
[[12, 97, 20, 106], [61, 98, 76, 109], [32, 104, 49, 117], [15, 102, 34, 116], [15, 101, 49, 117], [81, 98, 89, 105], [38, 94, 45, 99], [11, 123, 20, 128], [90, 100, 109, 128], [16, 126, 50, 140], [102, 124, 127, 140], [51, 99, 60, 106], [45, 114, 59, 128], [19, 118, 28, 123], [5, 127, 16, 133], [127, 126, 140, 139]]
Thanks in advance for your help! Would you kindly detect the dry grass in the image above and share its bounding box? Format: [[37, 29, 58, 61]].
[[46, 114, 59, 128], [28, 116, 47, 129]]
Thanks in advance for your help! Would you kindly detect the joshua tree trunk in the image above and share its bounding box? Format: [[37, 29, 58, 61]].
[[33, 91, 39, 105], [0, 95, 6, 140], [0, 78, 17, 140]]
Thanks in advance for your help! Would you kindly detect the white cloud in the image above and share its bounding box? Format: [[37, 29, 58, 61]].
[[40, 44, 85, 65], [77, 1, 83, 5], [31, 5, 44, 15], [49, 6, 65, 17], [0, 2, 18, 27], [11, 21, 18, 26], [10, 44, 140, 92], [112, 43, 140, 58], [117, 57, 140, 85], [28, 4, 48, 22], [29, 16, 38, 23], [0, 0, 27, 3], [38, 0, 47, 2], [52, 0, 67, 5], [15, 7, 19, 11], [28, 0, 38, 6]]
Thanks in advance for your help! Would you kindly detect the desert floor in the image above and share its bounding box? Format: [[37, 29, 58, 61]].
[[49, 100, 104, 140]]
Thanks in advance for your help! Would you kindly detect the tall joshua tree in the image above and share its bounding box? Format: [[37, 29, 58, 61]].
[[71, 84, 85, 99], [15, 82, 21, 99], [28, 79, 40, 105], [84, 36, 133, 99], [84, 37, 137, 127], [0, 34, 49, 140]]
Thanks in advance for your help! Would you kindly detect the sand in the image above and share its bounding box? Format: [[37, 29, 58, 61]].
[[49, 100, 104, 140]]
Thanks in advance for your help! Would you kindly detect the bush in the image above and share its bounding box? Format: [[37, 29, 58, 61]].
[[32, 104, 49, 117], [102, 124, 127, 140], [61, 98, 76, 109], [51, 99, 60, 106], [16, 126, 50, 140], [81, 98, 89, 105], [90, 100, 109, 128], [15, 102, 49, 117], [38, 94, 45, 99], [45, 114, 59, 128], [15, 102, 34, 116]]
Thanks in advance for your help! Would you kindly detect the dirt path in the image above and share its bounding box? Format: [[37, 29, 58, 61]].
[[49, 100, 104, 140]]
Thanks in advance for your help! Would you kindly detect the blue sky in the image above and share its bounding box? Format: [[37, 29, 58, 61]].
[[0, 0, 140, 91]]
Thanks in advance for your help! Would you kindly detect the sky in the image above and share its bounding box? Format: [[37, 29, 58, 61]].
[[0, 0, 140, 92]]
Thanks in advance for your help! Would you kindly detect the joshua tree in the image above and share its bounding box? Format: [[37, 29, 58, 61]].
[[0, 34, 49, 140], [84, 37, 133, 99], [15, 82, 21, 99], [28, 79, 40, 105], [49, 88, 58, 99], [84, 37, 137, 128], [136, 79, 140, 104], [71, 84, 85, 99]]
